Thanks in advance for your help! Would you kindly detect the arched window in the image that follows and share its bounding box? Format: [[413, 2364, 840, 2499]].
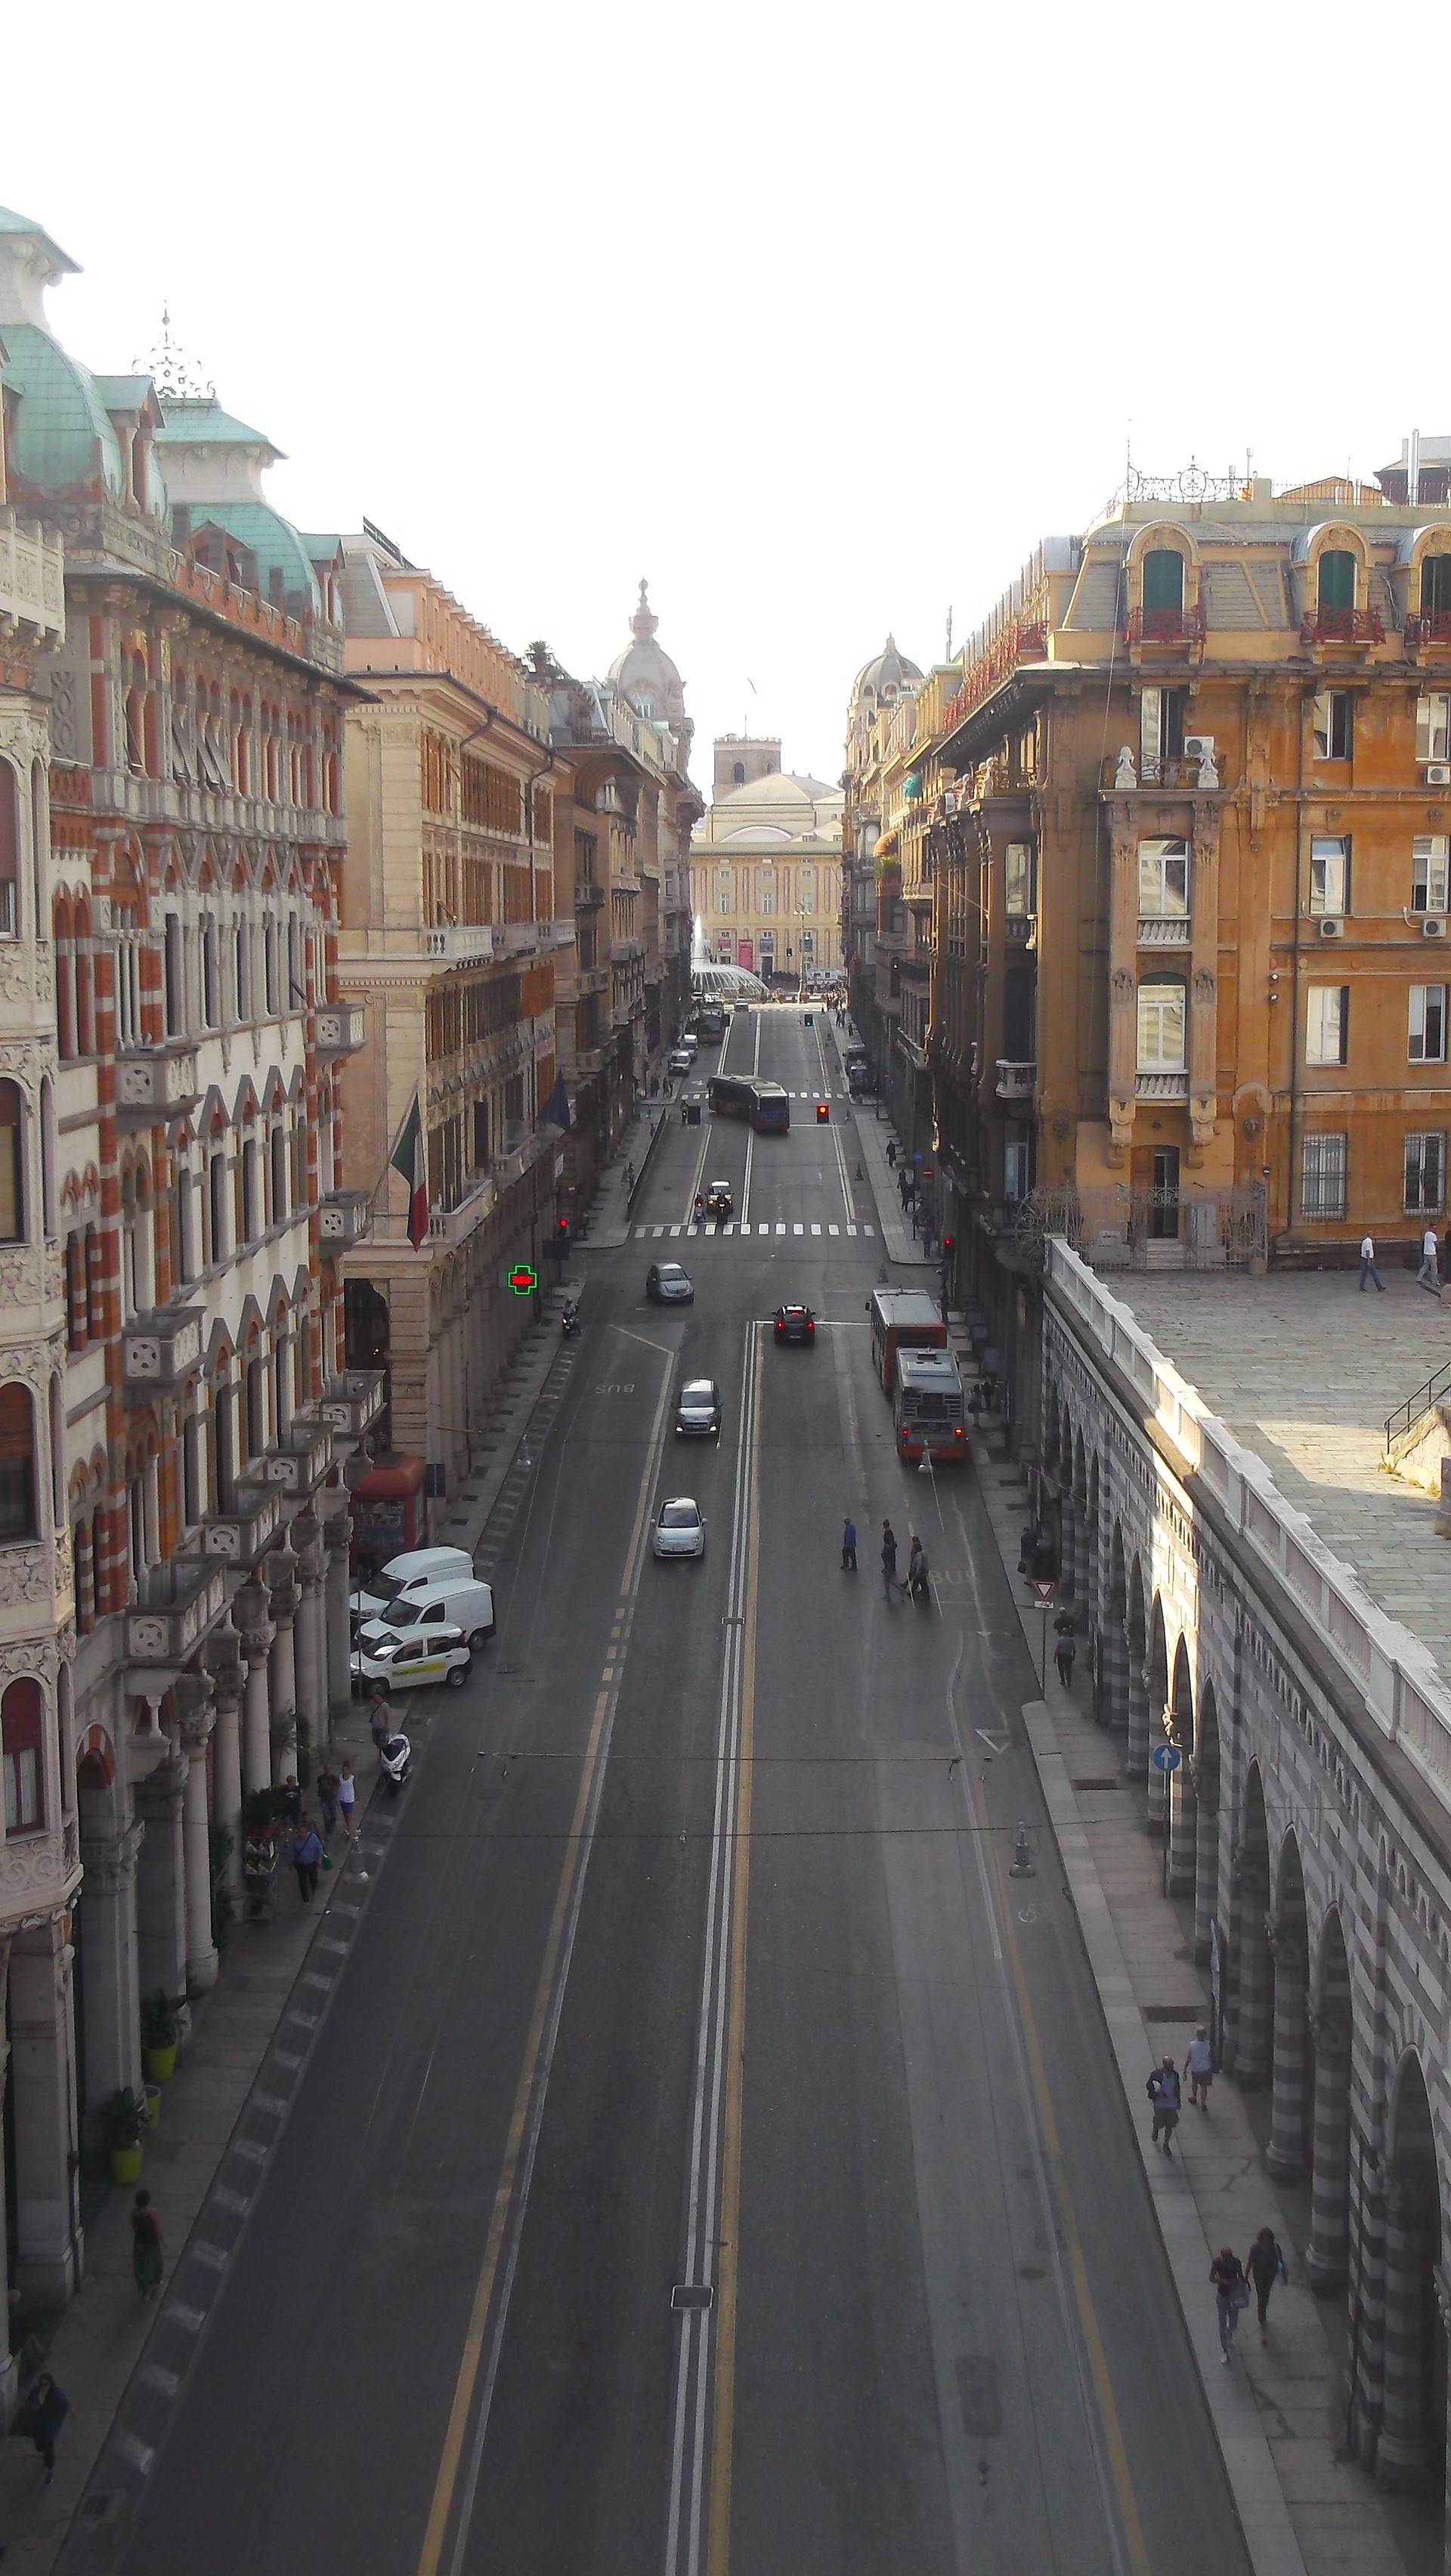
[[39, 1076, 55, 1240], [0, 1081, 23, 1241], [0, 760, 19, 939], [1137, 974, 1187, 1070], [2, 1679, 44, 1834], [74, 899, 94, 1054], [1143, 550, 1184, 613], [30, 762, 46, 937], [54, 893, 76, 1057], [0, 1383, 36, 1540], [732, 762, 745, 785], [1319, 550, 1356, 613]]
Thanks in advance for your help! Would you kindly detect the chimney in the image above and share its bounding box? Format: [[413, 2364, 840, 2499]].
[[1408, 428, 1421, 509]]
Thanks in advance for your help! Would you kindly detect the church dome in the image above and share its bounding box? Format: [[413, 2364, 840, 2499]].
[[607, 579, 686, 724], [851, 634, 922, 710]]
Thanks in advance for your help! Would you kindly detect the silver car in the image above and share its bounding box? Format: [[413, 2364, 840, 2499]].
[[647, 1262, 695, 1304], [675, 1379, 722, 1438], [652, 1497, 706, 1559]]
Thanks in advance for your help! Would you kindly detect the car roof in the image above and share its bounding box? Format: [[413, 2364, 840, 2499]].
[[379, 1547, 472, 1580], [779, 1300, 809, 1312], [660, 1496, 701, 1512], [654, 1261, 688, 1274], [680, 1378, 717, 1396]]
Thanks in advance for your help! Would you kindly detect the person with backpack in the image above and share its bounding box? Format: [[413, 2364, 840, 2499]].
[[1146, 2057, 1181, 2153], [1210, 2246, 1248, 2361], [1185, 2025, 1215, 2110]]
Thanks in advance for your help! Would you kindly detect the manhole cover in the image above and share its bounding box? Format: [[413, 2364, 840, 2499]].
[[671, 2283, 713, 2312]]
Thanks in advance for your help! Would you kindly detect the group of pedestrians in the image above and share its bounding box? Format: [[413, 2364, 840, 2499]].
[[1361, 1225, 1451, 1292], [279, 1751, 358, 1904], [837, 1517, 930, 1603], [1146, 2042, 1290, 2361], [12, 2187, 168, 2485]]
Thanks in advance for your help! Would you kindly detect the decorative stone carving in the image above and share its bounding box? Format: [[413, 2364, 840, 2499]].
[[0, 1541, 65, 1608], [1192, 968, 1216, 1007], [1110, 968, 1134, 1006], [79, 1820, 144, 1896], [1114, 746, 1137, 789]]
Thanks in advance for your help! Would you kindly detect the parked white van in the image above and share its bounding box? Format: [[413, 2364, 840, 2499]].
[[355, 1573, 497, 1658], [350, 1547, 474, 1630]]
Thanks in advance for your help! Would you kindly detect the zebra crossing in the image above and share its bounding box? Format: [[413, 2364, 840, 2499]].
[[634, 1218, 874, 1239]]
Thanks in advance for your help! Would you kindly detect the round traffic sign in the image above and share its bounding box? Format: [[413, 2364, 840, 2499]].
[[1152, 1743, 1182, 1773]]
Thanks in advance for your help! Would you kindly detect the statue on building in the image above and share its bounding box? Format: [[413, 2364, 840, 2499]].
[[1114, 745, 1137, 789]]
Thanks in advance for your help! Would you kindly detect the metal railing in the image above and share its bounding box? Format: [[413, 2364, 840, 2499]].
[[1300, 607, 1385, 646], [1385, 1358, 1451, 1451], [1014, 1181, 1267, 1272], [1127, 604, 1205, 646]]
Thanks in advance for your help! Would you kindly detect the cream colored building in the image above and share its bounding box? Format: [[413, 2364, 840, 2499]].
[[691, 738, 843, 982]]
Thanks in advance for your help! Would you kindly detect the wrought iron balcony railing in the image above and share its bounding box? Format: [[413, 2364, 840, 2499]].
[[1126, 605, 1206, 646], [1299, 607, 1384, 646]]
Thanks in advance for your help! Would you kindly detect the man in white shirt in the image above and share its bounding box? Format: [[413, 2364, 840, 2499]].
[[1359, 1234, 1384, 1292], [1417, 1224, 1441, 1290]]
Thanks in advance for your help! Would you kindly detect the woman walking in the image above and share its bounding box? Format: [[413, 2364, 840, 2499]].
[[131, 2189, 163, 2299], [1246, 2227, 1287, 2339], [22, 2373, 70, 2483], [337, 1760, 357, 1840], [1210, 2246, 1248, 2362]]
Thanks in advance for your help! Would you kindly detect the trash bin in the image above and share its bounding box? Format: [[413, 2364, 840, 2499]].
[[685, 1102, 701, 1126]]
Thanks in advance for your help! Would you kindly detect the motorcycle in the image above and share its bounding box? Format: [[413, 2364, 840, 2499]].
[[380, 1731, 412, 1795], [561, 1299, 580, 1336]]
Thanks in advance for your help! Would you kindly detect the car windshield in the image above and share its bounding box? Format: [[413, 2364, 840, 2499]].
[[710, 1181, 730, 1193], [680, 1383, 715, 1406], [657, 1266, 687, 1284], [661, 1502, 699, 1529]]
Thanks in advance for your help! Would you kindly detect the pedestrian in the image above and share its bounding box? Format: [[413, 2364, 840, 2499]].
[[315, 1758, 339, 1839], [841, 1516, 858, 1572], [1246, 2227, 1287, 2339], [281, 1772, 303, 1827], [1210, 2246, 1248, 2361], [624, 1160, 634, 1193], [1017, 1519, 1038, 1576], [337, 1760, 357, 1839], [1185, 2024, 1215, 2111], [906, 1534, 930, 1604], [291, 1817, 323, 1905], [1417, 1222, 1440, 1290], [368, 1684, 393, 1752], [880, 1521, 899, 1600], [886, 1139, 896, 1169], [1443, 1221, 1451, 1286], [1359, 1231, 1384, 1291], [1146, 2056, 1181, 2153], [21, 2373, 70, 2483], [1053, 1630, 1076, 1688], [131, 2189, 163, 2299]]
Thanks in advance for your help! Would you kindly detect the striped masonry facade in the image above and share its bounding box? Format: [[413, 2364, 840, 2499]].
[[1266, 1932, 1310, 2178]]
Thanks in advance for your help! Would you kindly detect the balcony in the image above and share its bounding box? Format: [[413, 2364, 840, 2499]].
[[123, 1305, 206, 1395], [261, 1416, 334, 1499], [317, 1188, 372, 1249], [1299, 607, 1384, 647], [197, 1478, 284, 1566], [1126, 605, 1206, 649], [1137, 916, 1192, 947], [314, 1002, 366, 1057], [0, 1819, 82, 1921], [126, 1556, 229, 1663], [1135, 1070, 1190, 1101], [424, 924, 494, 964], [1405, 611, 1451, 652], [497, 922, 542, 958], [0, 513, 64, 642], [995, 1060, 1036, 1104], [575, 879, 605, 911], [320, 1369, 386, 1443], [113, 1040, 201, 1125], [577, 963, 609, 996]]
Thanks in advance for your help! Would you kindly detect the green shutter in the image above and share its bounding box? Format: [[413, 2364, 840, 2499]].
[[1143, 550, 1184, 612], [1318, 551, 1355, 610]]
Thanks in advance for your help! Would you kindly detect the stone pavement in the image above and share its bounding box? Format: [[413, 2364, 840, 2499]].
[[970, 1435, 1436, 2576], [1110, 1268, 1451, 1693], [0, 1303, 575, 2573], [824, 1017, 931, 1268]]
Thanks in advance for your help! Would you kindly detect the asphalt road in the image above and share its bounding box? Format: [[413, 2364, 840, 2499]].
[[121, 1008, 1252, 2576]]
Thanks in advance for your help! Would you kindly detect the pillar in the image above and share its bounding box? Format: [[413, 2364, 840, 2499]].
[[1304, 2014, 1353, 2293], [1192, 1774, 1218, 1965], [234, 1581, 274, 1800], [1166, 1754, 1196, 1896], [1266, 1923, 1310, 2178], [1377, 2187, 1430, 2486], [178, 1684, 218, 1992], [1233, 1882, 1273, 2088], [1355, 2156, 1388, 2466], [323, 1508, 354, 1724], [133, 1752, 187, 2010], [291, 1512, 326, 1769], [76, 1823, 144, 2113], [1058, 1497, 1077, 1605], [9, 1918, 81, 2304], [267, 1548, 300, 1785], [206, 1643, 245, 1893], [1103, 1612, 1129, 1738], [1146, 1693, 1168, 1834], [1126, 1653, 1149, 1780]]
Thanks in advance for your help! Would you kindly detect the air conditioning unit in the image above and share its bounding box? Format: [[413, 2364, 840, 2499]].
[[1425, 763, 1451, 786], [1317, 916, 1344, 940], [1184, 734, 1215, 758], [1422, 915, 1448, 939]]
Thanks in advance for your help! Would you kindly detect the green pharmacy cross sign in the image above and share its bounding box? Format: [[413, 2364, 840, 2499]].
[[508, 1264, 539, 1298]]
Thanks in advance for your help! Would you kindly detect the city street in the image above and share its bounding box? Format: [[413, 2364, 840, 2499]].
[[121, 1011, 1251, 2576]]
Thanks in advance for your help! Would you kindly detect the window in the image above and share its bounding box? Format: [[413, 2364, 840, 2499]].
[[1409, 983, 1448, 1063], [1305, 985, 1348, 1064], [0, 1082, 22, 1241], [209, 1147, 228, 1265], [164, 912, 183, 1036], [0, 762, 19, 939], [732, 761, 745, 785], [1318, 550, 1356, 612], [1137, 838, 1189, 918], [1313, 691, 1353, 761], [1404, 1132, 1447, 1213], [1143, 550, 1183, 611], [0, 1386, 35, 1543], [1139, 687, 1186, 778], [2, 1680, 42, 1834], [757, 875, 775, 915], [1301, 1132, 1348, 1219], [1310, 836, 1350, 916], [1137, 976, 1186, 1070], [1412, 837, 1450, 913], [1425, 557, 1451, 621], [1004, 1118, 1033, 1203], [1005, 842, 1035, 915], [715, 868, 733, 915], [201, 915, 218, 1028], [271, 1127, 287, 1226], [1415, 694, 1451, 765]]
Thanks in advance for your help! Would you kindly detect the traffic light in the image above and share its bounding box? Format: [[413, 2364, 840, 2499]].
[[816, 1101, 829, 1122], [555, 1215, 569, 1249], [942, 1232, 954, 1255]]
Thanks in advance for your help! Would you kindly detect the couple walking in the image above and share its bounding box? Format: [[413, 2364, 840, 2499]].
[[1211, 2231, 1288, 2359], [880, 1521, 930, 1604], [1146, 2030, 1217, 2154]]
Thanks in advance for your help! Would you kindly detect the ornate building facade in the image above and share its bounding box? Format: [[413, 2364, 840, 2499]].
[[690, 742, 843, 985]]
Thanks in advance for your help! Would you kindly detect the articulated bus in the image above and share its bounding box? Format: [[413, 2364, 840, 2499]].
[[893, 1349, 967, 1463], [707, 1076, 791, 1132]]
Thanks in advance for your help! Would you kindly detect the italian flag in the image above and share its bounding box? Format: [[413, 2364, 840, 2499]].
[[389, 1094, 429, 1249]]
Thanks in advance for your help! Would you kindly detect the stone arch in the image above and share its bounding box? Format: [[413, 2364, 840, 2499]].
[[1306, 1904, 1354, 2294], [1166, 1633, 1196, 1894], [1125, 1556, 1149, 1779], [1233, 1761, 1273, 2086], [1378, 2049, 1446, 2498], [1267, 1829, 1312, 2178], [1191, 1675, 1221, 1965], [1146, 1594, 1171, 1830], [1125, 520, 1202, 627]]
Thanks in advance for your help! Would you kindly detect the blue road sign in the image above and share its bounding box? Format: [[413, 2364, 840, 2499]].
[[1151, 1743, 1182, 1773]]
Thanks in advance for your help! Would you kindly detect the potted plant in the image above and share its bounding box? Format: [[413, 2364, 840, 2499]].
[[99, 2088, 146, 2185], [140, 1991, 181, 2084]]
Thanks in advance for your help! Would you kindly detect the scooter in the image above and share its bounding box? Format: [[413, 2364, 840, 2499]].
[[380, 1732, 412, 1795], [561, 1299, 580, 1336]]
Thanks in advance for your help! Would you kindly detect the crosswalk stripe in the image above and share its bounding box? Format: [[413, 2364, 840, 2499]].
[[723, 1221, 735, 1234], [864, 1222, 874, 1235], [811, 1222, 821, 1234], [846, 1224, 858, 1236], [670, 1224, 682, 1237], [793, 1222, 803, 1235], [651, 1224, 665, 1237], [775, 1221, 786, 1235], [828, 1223, 840, 1235]]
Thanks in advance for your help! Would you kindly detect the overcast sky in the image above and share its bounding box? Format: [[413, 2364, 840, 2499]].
[[3, 0, 1431, 791]]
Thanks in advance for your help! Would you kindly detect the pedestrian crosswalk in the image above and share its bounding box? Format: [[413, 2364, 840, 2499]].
[[635, 1219, 874, 1239]]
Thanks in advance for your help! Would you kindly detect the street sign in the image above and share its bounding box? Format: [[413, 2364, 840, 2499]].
[[508, 1265, 539, 1297], [1152, 1743, 1182, 1773], [1032, 1580, 1056, 1604]]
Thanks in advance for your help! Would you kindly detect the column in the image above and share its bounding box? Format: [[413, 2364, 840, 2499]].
[[234, 1580, 274, 1800], [1377, 2187, 1429, 2486], [76, 1824, 144, 2112], [267, 1547, 300, 1785], [1126, 1653, 1149, 1781], [206, 1639, 246, 1893], [1166, 1751, 1196, 1896], [1354, 2156, 1387, 2465], [1106, 806, 1137, 1167], [290, 1512, 326, 1770], [1146, 1690, 1168, 1834], [1187, 800, 1222, 1165], [1266, 1921, 1310, 2178], [1233, 1881, 1273, 2088], [134, 1751, 187, 2008], [1304, 2014, 1353, 2293], [1103, 1613, 1130, 1739], [177, 1678, 218, 1992], [323, 1508, 354, 1725], [1058, 1497, 1076, 1605], [9, 1918, 81, 2304], [1191, 1768, 1218, 1964]]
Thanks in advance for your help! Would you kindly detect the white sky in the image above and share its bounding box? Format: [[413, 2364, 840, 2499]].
[[3, 0, 1433, 790]]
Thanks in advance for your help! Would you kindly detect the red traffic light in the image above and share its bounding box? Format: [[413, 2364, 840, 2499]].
[[555, 1216, 569, 1238], [816, 1101, 829, 1122], [942, 1232, 954, 1254]]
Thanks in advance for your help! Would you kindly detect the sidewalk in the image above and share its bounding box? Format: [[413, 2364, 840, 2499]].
[[4, 1304, 579, 2574], [825, 1019, 931, 1267], [970, 1443, 1432, 2576]]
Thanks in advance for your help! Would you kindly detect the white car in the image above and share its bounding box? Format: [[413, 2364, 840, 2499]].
[[352, 1622, 472, 1693], [668, 1048, 693, 1076], [652, 1497, 706, 1559], [354, 1577, 496, 1653]]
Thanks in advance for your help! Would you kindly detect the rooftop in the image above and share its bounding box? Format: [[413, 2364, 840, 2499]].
[[1103, 1268, 1451, 1692]]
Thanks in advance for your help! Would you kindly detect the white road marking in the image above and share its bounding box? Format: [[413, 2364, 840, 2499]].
[[846, 1223, 858, 1236], [793, 1222, 804, 1235], [775, 1221, 786, 1235], [810, 1222, 821, 1235]]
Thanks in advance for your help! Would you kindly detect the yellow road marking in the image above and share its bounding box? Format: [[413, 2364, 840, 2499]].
[[987, 1835, 1152, 2576], [705, 1331, 762, 2575]]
